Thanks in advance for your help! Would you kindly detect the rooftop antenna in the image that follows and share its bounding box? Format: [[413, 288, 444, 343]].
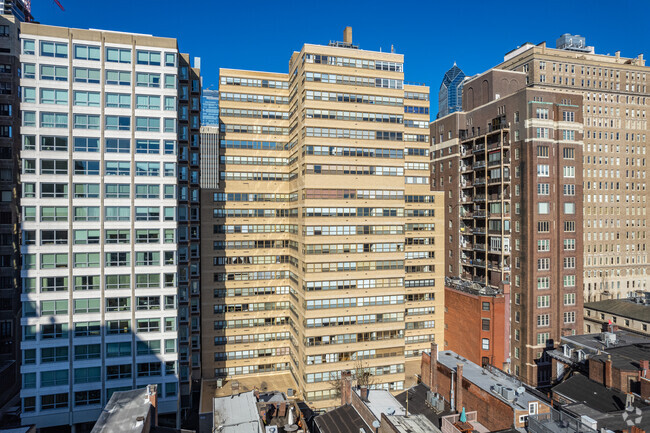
[[391, 45, 394, 53], [53, 0, 65, 11]]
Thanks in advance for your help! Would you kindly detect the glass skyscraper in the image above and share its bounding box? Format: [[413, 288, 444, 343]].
[[201, 88, 219, 126], [437, 63, 466, 118]]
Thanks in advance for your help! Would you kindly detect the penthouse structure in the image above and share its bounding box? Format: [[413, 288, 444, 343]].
[[201, 28, 444, 409]]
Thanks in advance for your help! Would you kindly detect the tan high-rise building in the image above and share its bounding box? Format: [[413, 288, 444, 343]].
[[497, 34, 649, 302], [200, 29, 444, 409]]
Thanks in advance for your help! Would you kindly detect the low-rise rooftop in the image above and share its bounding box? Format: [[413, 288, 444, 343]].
[[91, 387, 155, 433], [384, 414, 442, 433], [585, 299, 650, 323], [437, 351, 544, 412], [354, 388, 405, 420]]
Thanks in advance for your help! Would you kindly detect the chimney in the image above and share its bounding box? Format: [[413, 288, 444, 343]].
[[146, 384, 158, 426], [360, 386, 369, 402], [431, 343, 438, 392], [343, 27, 352, 44], [456, 364, 463, 413], [615, 51, 621, 59], [341, 370, 352, 405], [605, 355, 613, 388], [640, 360, 649, 378]]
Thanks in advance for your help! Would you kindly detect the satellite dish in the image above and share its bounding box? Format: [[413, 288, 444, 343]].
[[372, 421, 381, 429]]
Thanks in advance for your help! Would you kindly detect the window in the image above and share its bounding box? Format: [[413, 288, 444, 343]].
[[40, 88, 68, 105], [537, 240, 550, 252], [538, 202, 550, 214], [536, 127, 549, 139], [537, 183, 549, 195], [164, 96, 176, 111], [137, 362, 161, 377], [163, 118, 176, 132], [41, 41, 67, 58], [74, 160, 100, 175], [537, 314, 550, 327], [72, 230, 100, 245], [41, 206, 68, 221], [563, 147, 575, 159], [74, 183, 100, 198], [41, 112, 68, 128], [136, 50, 161, 65], [135, 185, 159, 199], [538, 258, 550, 271], [41, 300, 68, 315], [74, 137, 100, 152], [105, 206, 130, 221], [74, 275, 100, 291], [105, 161, 130, 176], [137, 340, 161, 355], [106, 252, 130, 267], [136, 251, 160, 266], [73, 90, 100, 107], [106, 342, 131, 358], [563, 184, 575, 196], [73, 252, 100, 268], [41, 276, 68, 292], [73, 114, 100, 129], [563, 166, 575, 178], [137, 296, 160, 310], [137, 318, 160, 333], [136, 72, 160, 87], [135, 229, 159, 243], [136, 94, 160, 110], [135, 161, 160, 176], [537, 164, 549, 177], [481, 319, 490, 331], [482, 302, 490, 311], [105, 92, 130, 108], [22, 87, 35, 103], [537, 295, 550, 308], [22, 39, 35, 55], [105, 138, 130, 153], [536, 108, 549, 119], [563, 311, 576, 323], [106, 297, 130, 312], [537, 145, 549, 157], [105, 229, 130, 244], [73, 298, 100, 314], [74, 321, 99, 337], [74, 206, 99, 221], [74, 390, 101, 407], [106, 47, 131, 63], [135, 139, 159, 154], [106, 70, 130, 86], [135, 117, 160, 131], [105, 183, 130, 198], [74, 44, 100, 61], [106, 274, 130, 290], [41, 229, 68, 244], [105, 116, 131, 131], [482, 339, 490, 350], [564, 239, 576, 250], [564, 293, 576, 306], [73, 67, 100, 83], [41, 183, 68, 198], [562, 111, 575, 122], [23, 63, 35, 79], [106, 364, 131, 379], [41, 393, 68, 410]]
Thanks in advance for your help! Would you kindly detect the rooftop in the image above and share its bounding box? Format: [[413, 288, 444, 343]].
[[395, 383, 451, 427], [591, 343, 650, 370], [585, 299, 650, 323], [385, 414, 442, 433], [437, 351, 546, 411], [552, 374, 645, 413], [562, 330, 650, 352], [213, 392, 262, 433], [91, 388, 154, 433], [200, 372, 298, 413], [354, 388, 405, 420], [314, 404, 372, 433]]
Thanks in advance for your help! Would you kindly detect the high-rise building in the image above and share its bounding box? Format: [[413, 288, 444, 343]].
[[18, 23, 199, 429], [201, 87, 219, 126], [201, 28, 444, 409], [437, 63, 466, 118], [0, 13, 22, 409], [497, 35, 649, 302], [176, 53, 202, 412], [0, 0, 33, 22], [431, 69, 584, 387]]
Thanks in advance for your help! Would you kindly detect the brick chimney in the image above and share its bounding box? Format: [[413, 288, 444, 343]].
[[456, 364, 463, 413], [341, 370, 352, 405], [146, 384, 158, 426], [605, 355, 613, 388], [641, 360, 649, 377], [360, 386, 369, 402]]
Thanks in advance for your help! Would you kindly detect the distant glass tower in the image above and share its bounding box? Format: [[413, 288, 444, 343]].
[[438, 62, 466, 118], [201, 87, 219, 126]]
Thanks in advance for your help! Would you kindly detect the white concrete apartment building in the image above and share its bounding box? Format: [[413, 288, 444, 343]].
[[18, 23, 183, 429]]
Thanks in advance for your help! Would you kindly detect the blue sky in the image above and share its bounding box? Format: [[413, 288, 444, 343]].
[[36, 0, 649, 114]]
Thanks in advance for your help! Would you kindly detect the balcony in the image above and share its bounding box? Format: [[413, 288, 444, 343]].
[[473, 160, 486, 169], [460, 242, 474, 250], [474, 194, 486, 202], [473, 144, 485, 153], [474, 177, 486, 186], [461, 180, 473, 188], [473, 210, 486, 218], [460, 164, 472, 173], [475, 243, 486, 251], [472, 227, 485, 235]]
